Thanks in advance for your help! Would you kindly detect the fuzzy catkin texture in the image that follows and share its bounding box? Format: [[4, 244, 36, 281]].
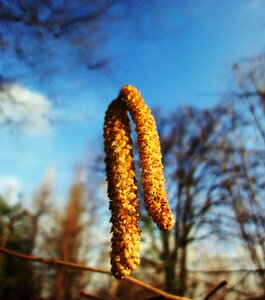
[[120, 85, 175, 231], [103, 99, 140, 279]]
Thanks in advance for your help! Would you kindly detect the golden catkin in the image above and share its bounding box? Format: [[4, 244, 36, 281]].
[[103, 99, 140, 279], [120, 85, 175, 231]]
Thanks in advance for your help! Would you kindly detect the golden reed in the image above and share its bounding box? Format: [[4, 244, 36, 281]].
[[104, 85, 174, 278]]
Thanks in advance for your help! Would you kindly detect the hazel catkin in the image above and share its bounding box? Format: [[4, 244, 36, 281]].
[[120, 85, 175, 231], [103, 85, 175, 279], [103, 99, 140, 279]]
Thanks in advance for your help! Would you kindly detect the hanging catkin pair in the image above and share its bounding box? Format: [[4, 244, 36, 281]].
[[103, 85, 175, 279]]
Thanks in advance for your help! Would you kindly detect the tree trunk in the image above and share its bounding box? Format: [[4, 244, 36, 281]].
[[164, 257, 177, 294], [161, 230, 177, 294], [54, 266, 66, 300], [176, 244, 187, 296]]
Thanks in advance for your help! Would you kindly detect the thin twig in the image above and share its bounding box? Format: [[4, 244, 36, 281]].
[[245, 295, 265, 300], [125, 276, 191, 300], [218, 271, 250, 299], [80, 291, 107, 300], [0, 246, 192, 300], [203, 280, 227, 300], [143, 296, 167, 299], [0, 245, 109, 273]]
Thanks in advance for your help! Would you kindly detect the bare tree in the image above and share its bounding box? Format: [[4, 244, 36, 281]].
[[215, 56, 265, 295], [140, 106, 230, 296], [0, 0, 188, 90], [231, 55, 265, 143], [0, 195, 38, 299], [0, 0, 125, 82], [53, 170, 85, 300], [0, 169, 54, 299]]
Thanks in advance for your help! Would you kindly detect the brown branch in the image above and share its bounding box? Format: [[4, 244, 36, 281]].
[[140, 256, 265, 275], [125, 276, 191, 300], [143, 296, 169, 300], [80, 291, 107, 300], [195, 277, 253, 298], [245, 295, 265, 300], [0, 246, 192, 300], [203, 280, 227, 300], [0, 245, 109, 274]]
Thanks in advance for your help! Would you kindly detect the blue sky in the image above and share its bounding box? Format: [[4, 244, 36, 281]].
[[0, 0, 264, 205]]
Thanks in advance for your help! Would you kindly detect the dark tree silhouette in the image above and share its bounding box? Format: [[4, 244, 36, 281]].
[[140, 105, 232, 296]]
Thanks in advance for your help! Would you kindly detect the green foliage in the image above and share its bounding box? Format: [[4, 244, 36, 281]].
[[0, 195, 37, 300]]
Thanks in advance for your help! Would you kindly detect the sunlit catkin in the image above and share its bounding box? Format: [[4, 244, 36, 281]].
[[103, 99, 140, 279], [120, 85, 175, 230]]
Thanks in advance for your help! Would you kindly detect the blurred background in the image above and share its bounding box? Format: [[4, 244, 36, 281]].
[[0, 0, 264, 299]]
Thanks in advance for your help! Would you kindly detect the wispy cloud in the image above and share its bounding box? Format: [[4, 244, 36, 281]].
[[0, 175, 22, 204], [0, 84, 54, 135]]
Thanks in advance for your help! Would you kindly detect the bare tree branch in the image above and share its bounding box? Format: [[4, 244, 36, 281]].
[[80, 291, 108, 300], [0, 246, 192, 300], [203, 280, 227, 300]]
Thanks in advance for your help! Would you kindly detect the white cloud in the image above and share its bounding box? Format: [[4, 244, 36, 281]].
[[0, 176, 22, 204], [0, 84, 53, 135]]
